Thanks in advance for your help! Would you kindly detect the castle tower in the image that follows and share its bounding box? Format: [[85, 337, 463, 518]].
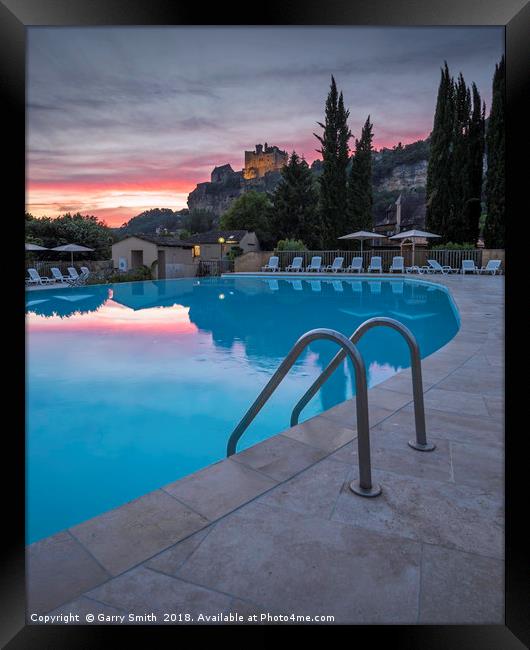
[[243, 143, 288, 180]]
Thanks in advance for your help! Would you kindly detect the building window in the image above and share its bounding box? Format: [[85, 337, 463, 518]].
[[193, 245, 201, 258]]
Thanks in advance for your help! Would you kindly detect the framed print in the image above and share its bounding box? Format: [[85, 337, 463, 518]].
[[2, 0, 528, 645]]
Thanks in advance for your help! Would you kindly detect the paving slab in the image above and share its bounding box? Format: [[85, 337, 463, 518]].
[[332, 468, 503, 559], [422, 387, 491, 417], [163, 458, 277, 521], [230, 434, 329, 482], [450, 441, 504, 491], [329, 424, 452, 482], [70, 489, 209, 576], [26, 531, 110, 614], [391, 404, 502, 447], [419, 544, 504, 623], [256, 457, 351, 519], [176, 501, 422, 623], [281, 412, 356, 451], [86, 565, 234, 623], [145, 527, 213, 576]]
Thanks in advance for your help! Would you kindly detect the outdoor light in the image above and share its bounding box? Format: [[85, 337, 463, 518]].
[[218, 236, 225, 260], [218, 237, 226, 244], [219, 293, 225, 300]]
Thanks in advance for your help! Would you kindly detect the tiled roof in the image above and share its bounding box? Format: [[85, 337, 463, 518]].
[[179, 230, 249, 245], [117, 233, 192, 247]]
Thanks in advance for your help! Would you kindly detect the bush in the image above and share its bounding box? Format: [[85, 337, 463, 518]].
[[275, 238, 307, 251], [108, 265, 153, 283], [431, 242, 476, 250], [226, 246, 243, 261]]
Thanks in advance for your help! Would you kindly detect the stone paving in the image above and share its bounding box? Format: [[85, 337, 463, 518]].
[[26, 274, 504, 625]]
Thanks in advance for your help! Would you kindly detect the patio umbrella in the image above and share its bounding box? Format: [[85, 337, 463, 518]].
[[25, 243, 48, 251], [389, 229, 441, 267], [338, 230, 386, 254], [51, 243, 94, 265]]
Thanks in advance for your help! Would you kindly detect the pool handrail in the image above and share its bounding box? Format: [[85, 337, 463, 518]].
[[290, 317, 435, 452], [226, 327, 382, 497]]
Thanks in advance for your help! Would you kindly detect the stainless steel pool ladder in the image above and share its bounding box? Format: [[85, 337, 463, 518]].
[[226, 317, 435, 498]]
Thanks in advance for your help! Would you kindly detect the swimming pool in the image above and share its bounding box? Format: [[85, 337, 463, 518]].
[[26, 276, 459, 543]]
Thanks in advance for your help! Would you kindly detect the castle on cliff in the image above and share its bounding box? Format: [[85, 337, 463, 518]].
[[243, 143, 288, 180], [187, 143, 288, 217]]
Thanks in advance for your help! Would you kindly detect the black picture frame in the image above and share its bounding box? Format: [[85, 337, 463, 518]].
[[2, 0, 528, 646]]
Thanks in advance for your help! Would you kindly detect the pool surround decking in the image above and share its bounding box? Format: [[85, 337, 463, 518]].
[[26, 273, 504, 624]]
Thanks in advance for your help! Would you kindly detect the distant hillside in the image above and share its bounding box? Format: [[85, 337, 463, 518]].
[[114, 208, 188, 237]]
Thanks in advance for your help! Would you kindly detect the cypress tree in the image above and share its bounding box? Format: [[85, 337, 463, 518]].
[[484, 56, 505, 248], [271, 151, 321, 248], [347, 115, 374, 233], [462, 83, 486, 245], [314, 76, 351, 247], [426, 62, 455, 242], [448, 74, 471, 242]]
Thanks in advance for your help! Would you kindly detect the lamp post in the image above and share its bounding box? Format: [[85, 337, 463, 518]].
[[218, 236, 225, 260]]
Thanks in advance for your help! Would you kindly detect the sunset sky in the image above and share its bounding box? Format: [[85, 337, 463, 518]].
[[27, 26, 503, 227]]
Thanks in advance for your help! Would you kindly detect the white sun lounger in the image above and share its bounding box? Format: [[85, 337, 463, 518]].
[[51, 267, 70, 283], [27, 268, 54, 285], [389, 256, 404, 273], [65, 269, 90, 286], [345, 257, 363, 273], [306, 256, 322, 272], [285, 257, 303, 272], [261, 256, 279, 272], [426, 259, 457, 274], [479, 260, 502, 275], [367, 256, 382, 273], [325, 257, 344, 273], [461, 260, 479, 274]]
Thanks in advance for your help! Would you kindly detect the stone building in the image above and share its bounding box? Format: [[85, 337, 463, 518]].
[[243, 143, 288, 180]]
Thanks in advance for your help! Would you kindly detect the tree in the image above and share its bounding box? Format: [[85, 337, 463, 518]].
[[270, 151, 321, 248], [314, 76, 351, 247], [484, 56, 505, 248], [448, 73, 471, 242], [462, 83, 486, 245], [25, 212, 112, 259], [426, 62, 455, 242], [347, 115, 374, 234], [184, 209, 215, 234], [220, 191, 274, 248]]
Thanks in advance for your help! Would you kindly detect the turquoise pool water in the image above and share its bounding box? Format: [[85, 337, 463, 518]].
[[26, 276, 459, 543]]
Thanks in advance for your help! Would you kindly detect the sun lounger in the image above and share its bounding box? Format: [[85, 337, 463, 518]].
[[367, 256, 382, 273], [261, 256, 279, 272], [325, 257, 344, 273], [461, 260, 479, 274], [51, 267, 70, 283], [306, 256, 322, 272], [344, 257, 363, 273], [426, 259, 457, 274], [285, 257, 303, 272], [479, 260, 502, 275], [65, 269, 90, 286], [27, 268, 54, 285], [389, 256, 404, 273]]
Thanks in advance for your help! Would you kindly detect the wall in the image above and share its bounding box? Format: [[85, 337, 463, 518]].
[[234, 251, 274, 272], [481, 249, 505, 270], [111, 237, 158, 270], [239, 232, 261, 253], [158, 246, 197, 278]]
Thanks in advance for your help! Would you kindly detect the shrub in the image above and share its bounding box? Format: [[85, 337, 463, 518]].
[[275, 238, 307, 251], [431, 241, 476, 250], [108, 265, 153, 283]]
